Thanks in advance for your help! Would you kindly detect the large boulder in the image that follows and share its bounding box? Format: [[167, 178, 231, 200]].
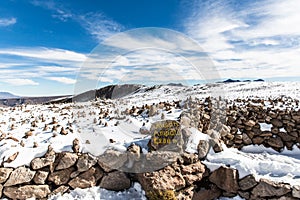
[[76, 153, 97, 172], [209, 166, 239, 193], [239, 174, 258, 191], [68, 167, 99, 189], [3, 185, 50, 199]]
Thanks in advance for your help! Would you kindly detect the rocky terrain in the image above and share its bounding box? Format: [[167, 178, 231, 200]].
[[0, 81, 299, 199]]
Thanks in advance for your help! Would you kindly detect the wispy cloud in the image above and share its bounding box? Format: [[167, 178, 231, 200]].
[[31, 0, 123, 42], [0, 17, 17, 27], [2, 78, 39, 86], [184, 0, 300, 79], [0, 47, 85, 86], [46, 77, 76, 84]]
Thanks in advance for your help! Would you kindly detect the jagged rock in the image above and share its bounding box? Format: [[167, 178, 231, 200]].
[[238, 191, 250, 199], [48, 167, 74, 185], [251, 178, 291, 198], [210, 139, 223, 153], [97, 149, 128, 172], [209, 166, 239, 193], [181, 161, 206, 185], [278, 132, 296, 142], [68, 167, 98, 189], [292, 185, 300, 198], [239, 174, 258, 191], [100, 171, 131, 191], [51, 185, 69, 196], [0, 168, 13, 183], [3, 185, 50, 199], [192, 184, 222, 200], [76, 153, 97, 172], [31, 155, 55, 170], [4, 167, 36, 186], [137, 165, 185, 192], [33, 170, 49, 184], [56, 152, 78, 170], [197, 140, 210, 160]]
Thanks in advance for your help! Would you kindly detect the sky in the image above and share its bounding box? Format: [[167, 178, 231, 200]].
[[0, 0, 299, 96]]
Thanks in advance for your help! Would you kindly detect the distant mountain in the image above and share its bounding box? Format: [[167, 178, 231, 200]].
[[254, 79, 265, 82], [0, 92, 19, 99], [223, 79, 241, 83]]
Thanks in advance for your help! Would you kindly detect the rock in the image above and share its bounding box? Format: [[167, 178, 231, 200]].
[[238, 191, 250, 199], [176, 186, 194, 200], [181, 153, 198, 165], [242, 133, 252, 145], [292, 185, 300, 198], [267, 137, 284, 149], [251, 178, 291, 198], [5, 152, 19, 163], [239, 174, 258, 191], [141, 151, 180, 172], [97, 149, 128, 172], [244, 120, 256, 127], [3, 185, 50, 199], [211, 139, 223, 153], [197, 140, 210, 160], [220, 125, 231, 137], [192, 184, 222, 200], [100, 171, 131, 191], [0, 168, 13, 183], [180, 116, 191, 127], [137, 165, 185, 192], [33, 170, 49, 184], [271, 118, 283, 127], [4, 167, 36, 186], [127, 144, 141, 168], [31, 155, 55, 170], [0, 184, 2, 198], [48, 167, 74, 185], [68, 167, 98, 189], [149, 105, 158, 116], [209, 166, 239, 193], [76, 153, 97, 172], [252, 137, 264, 145], [278, 132, 296, 142], [181, 161, 206, 185], [51, 185, 69, 195], [72, 138, 80, 153], [56, 152, 78, 170]]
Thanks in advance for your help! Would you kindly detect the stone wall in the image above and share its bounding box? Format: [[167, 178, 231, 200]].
[[0, 145, 299, 199]]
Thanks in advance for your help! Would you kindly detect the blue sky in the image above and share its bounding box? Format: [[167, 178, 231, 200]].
[[0, 0, 299, 96]]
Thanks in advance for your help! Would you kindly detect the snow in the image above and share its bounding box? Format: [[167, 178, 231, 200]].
[[49, 183, 147, 200], [259, 123, 272, 131]]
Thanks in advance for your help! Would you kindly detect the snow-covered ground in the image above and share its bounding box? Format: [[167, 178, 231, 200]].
[[0, 81, 299, 199]]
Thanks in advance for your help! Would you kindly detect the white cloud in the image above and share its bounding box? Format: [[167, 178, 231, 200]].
[[184, 0, 300, 79], [2, 79, 39, 86], [0, 47, 87, 62], [47, 77, 76, 84], [0, 17, 17, 27]]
